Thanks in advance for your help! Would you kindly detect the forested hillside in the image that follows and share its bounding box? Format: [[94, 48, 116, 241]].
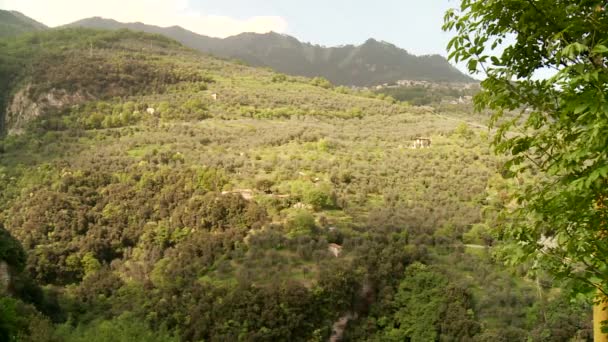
[[65, 17, 473, 86], [0, 10, 47, 37], [0, 28, 592, 341]]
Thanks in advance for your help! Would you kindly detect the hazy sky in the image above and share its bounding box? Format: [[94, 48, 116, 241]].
[[0, 0, 460, 57]]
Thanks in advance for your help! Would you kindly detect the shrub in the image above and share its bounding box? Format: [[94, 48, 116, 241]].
[[286, 210, 317, 237]]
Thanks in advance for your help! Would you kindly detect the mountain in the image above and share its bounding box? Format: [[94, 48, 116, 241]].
[[65, 17, 473, 86], [0, 10, 47, 37]]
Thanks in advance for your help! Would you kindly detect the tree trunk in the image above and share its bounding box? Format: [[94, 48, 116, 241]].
[[594, 292, 608, 341]]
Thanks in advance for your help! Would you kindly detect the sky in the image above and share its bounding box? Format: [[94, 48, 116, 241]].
[[0, 0, 460, 57]]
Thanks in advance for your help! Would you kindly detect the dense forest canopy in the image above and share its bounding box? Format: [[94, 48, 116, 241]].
[[0, 7, 596, 342]]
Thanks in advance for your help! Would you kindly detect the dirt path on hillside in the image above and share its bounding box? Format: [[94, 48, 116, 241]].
[[329, 313, 355, 342], [433, 113, 490, 130], [464, 244, 488, 249]]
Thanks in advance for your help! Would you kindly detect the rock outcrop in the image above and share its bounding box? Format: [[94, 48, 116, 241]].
[[5, 84, 89, 135]]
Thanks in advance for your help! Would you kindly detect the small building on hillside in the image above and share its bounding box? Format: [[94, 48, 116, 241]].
[[411, 137, 431, 149], [293, 202, 314, 210], [328, 243, 343, 257]]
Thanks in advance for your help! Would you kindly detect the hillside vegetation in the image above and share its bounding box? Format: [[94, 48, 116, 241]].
[[0, 10, 47, 37], [0, 28, 592, 341]]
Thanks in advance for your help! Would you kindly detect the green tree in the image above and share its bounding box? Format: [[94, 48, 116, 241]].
[[378, 263, 479, 341], [0, 296, 55, 342], [81, 252, 101, 278], [54, 312, 178, 342], [286, 210, 317, 237], [445, 0, 608, 337], [0, 296, 20, 341], [310, 77, 333, 89]]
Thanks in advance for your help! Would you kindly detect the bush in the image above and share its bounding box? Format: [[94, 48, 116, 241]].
[[255, 178, 275, 193], [54, 313, 178, 342], [286, 210, 317, 237], [289, 181, 335, 210], [310, 77, 333, 89], [272, 74, 287, 83]]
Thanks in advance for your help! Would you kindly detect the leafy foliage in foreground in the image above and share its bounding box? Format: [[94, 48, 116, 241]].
[[445, 0, 608, 303]]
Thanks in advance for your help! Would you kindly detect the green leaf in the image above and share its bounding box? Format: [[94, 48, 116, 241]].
[[467, 59, 478, 72], [574, 103, 589, 114], [592, 45, 608, 54]]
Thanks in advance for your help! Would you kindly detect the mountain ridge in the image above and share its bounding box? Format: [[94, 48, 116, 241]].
[[64, 16, 474, 86]]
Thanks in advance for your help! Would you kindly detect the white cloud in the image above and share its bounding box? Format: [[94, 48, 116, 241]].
[[0, 0, 288, 37]]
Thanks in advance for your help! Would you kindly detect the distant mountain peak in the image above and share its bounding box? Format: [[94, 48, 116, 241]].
[[231, 31, 290, 39], [362, 38, 398, 49], [88, 16, 116, 22]]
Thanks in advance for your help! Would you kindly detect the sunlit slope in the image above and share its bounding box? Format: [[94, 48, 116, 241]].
[[0, 28, 590, 341], [1, 25, 492, 283]]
